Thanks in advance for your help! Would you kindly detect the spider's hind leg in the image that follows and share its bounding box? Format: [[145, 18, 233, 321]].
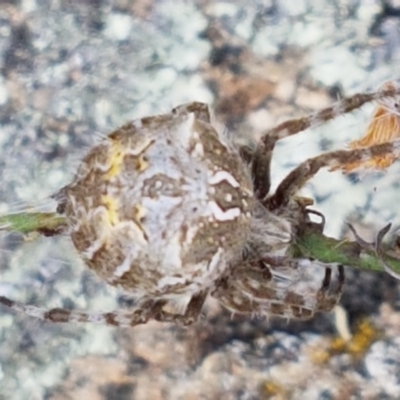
[[154, 290, 208, 326], [0, 291, 208, 327], [0, 295, 165, 327]]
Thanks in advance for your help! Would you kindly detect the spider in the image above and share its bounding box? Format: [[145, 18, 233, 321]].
[[1, 84, 400, 328]]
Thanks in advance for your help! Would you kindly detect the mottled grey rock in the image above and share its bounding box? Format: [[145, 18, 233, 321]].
[[2, 1, 400, 399]]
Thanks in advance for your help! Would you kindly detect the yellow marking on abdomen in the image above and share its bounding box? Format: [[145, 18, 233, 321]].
[[101, 195, 120, 226], [105, 141, 126, 180]]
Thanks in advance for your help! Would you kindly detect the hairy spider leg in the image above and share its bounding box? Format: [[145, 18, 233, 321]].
[[267, 139, 400, 210], [252, 85, 400, 200], [213, 261, 345, 320], [315, 265, 345, 313], [334, 81, 400, 172], [0, 290, 207, 327]]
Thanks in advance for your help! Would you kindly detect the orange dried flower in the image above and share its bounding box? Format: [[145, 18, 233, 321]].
[[336, 81, 400, 173]]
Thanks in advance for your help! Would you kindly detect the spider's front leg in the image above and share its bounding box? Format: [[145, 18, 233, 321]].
[[251, 84, 400, 200], [315, 265, 345, 313], [266, 139, 400, 210]]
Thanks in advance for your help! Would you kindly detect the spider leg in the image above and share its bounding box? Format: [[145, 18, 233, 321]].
[[305, 208, 326, 234], [267, 139, 400, 210], [238, 144, 254, 165], [0, 291, 208, 327], [0, 295, 160, 326], [153, 290, 208, 326], [253, 85, 400, 200], [251, 141, 274, 200], [213, 259, 344, 320], [315, 265, 345, 313]]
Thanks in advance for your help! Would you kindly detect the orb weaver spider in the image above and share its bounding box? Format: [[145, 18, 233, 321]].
[[1, 82, 400, 327]]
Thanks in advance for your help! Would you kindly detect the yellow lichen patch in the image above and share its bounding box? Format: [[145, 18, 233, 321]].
[[307, 346, 331, 365], [330, 318, 380, 359], [261, 380, 287, 399], [333, 81, 400, 173], [105, 140, 126, 180], [308, 318, 380, 365], [101, 195, 120, 227]]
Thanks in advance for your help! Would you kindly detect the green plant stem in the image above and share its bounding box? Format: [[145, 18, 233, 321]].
[[293, 229, 400, 275], [0, 212, 66, 236], [1, 210, 400, 276]]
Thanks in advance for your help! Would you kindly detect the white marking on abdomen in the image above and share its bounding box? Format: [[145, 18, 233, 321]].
[[158, 275, 187, 288], [208, 248, 222, 272], [209, 170, 240, 187], [208, 201, 241, 221], [113, 255, 133, 278]]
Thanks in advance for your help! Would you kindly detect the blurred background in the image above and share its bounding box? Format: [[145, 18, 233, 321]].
[[1, 0, 400, 399]]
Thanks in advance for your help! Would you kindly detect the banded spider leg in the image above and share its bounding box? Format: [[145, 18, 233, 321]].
[[215, 84, 400, 320], [0, 291, 208, 327], [250, 84, 400, 202]]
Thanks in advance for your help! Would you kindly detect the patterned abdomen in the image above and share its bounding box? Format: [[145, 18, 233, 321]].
[[60, 103, 253, 300]]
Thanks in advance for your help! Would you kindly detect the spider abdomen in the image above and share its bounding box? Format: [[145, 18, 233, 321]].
[[59, 102, 254, 300]]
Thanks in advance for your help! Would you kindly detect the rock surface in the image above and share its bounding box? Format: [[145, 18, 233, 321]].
[[1, 1, 400, 399]]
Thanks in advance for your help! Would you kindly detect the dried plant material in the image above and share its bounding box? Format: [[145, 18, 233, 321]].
[[333, 81, 400, 173]]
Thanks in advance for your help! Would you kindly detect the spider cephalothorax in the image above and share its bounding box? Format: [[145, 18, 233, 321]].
[[2, 83, 400, 327]]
